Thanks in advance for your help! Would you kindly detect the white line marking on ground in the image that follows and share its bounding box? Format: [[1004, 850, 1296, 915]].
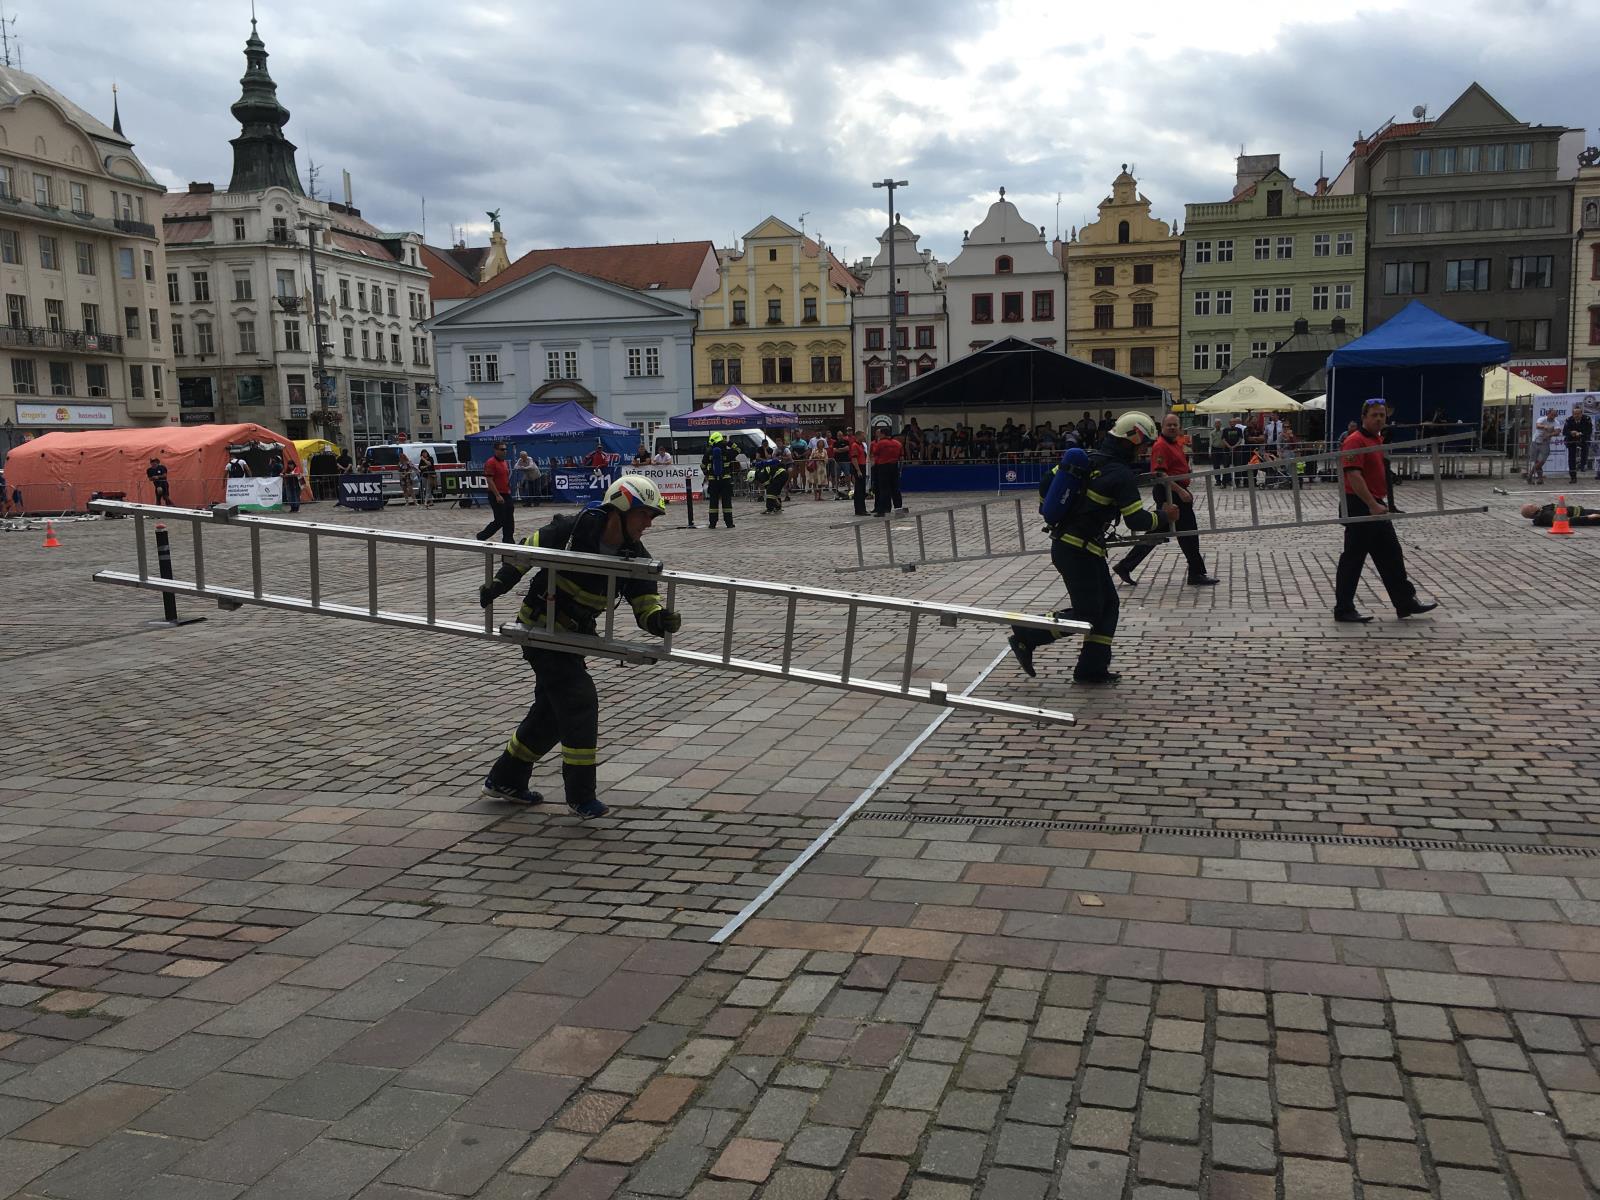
[[709, 645, 1012, 944]]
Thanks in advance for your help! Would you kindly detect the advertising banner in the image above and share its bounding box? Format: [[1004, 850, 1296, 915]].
[[552, 468, 612, 505], [1530, 393, 1600, 480], [15, 403, 114, 426], [225, 476, 284, 512], [337, 473, 387, 510], [1510, 359, 1569, 393], [628, 464, 703, 500]]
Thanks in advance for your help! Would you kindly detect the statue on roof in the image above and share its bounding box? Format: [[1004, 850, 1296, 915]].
[[486, 208, 502, 232]]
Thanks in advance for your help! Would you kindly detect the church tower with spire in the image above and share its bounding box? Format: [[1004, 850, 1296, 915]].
[[227, 16, 303, 194]]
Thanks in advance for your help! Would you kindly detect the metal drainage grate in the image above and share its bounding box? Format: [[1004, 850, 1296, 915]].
[[855, 810, 1600, 857]]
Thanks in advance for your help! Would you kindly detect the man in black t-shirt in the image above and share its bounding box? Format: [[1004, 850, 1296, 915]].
[[146, 457, 171, 505]]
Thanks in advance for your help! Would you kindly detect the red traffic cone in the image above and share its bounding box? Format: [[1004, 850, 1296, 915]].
[[41, 521, 60, 548], [1550, 497, 1574, 536]]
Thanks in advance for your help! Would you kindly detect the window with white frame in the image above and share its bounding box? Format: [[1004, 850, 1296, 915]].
[[167, 271, 181, 304], [1192, 290, 1211, 316], [1335, 283, 1353, 310], [86, 363, 107, 396], [0, 230, 17, 265], [469, 351, 501, 383], [386, 287, 397, 316], [1274, 286, 1292, 312], [390, 332, 401, 362], [343, 327, 354, 357], [0, 166, 11, 198], [238, 320, 256, 354], [1250, 340, 1270, 357], [233, 270, 253, 301], [562, 350, 578, 379], [33, 172, 51, 206], [148, 308, 160, 343], [232, 216, 247, 240], [1252, 288, 1269, 314], [75, 241, 95, 275], [1192, 240, 1211, 264], [44, 299, 61, 331], [152, 366, 163, 401], [1313, 233, 1331, 257], [70, 182, 88, 214], [195, 321, 216, 355], [1215, 343, 1232, 371], [1192, 343, 1210, 370], [128, 365, 144, 398], [282, 318, 301, 352], [1216, 239, 1234, 262], [80, 302, 98, 333], [1312, 285, 1330, 311], [276, 269, 296, 299], [124, 306, 140, 338], [10, 359, 35, 393], [191, 271, 210, 303], [361, 330, 371, 359], [1276, 235, 1294, 259], [118, 248, 135, 279], [1253, 237, 1270, 261], [172, 322, 184, 355], [38, 235, 58, 270], [1336, 231, 1354, 256], [1216, 289, 1233, 315]]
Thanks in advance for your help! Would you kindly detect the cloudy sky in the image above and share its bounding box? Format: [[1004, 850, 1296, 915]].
[[25, 0, 1599, 268]]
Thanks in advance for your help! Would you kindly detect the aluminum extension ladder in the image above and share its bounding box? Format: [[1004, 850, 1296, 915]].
[[838, 433, 1488, 572], [88, 500, 1090, 726]]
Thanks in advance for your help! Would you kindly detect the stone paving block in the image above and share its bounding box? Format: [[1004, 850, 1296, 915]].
[[240, 1136, 400, 1200], [922, 1128, 987, 1180], [26, 1128, 189, 1199], [838, 1156, 910, 1199], [1146, 1051, 1204, 1094], [882, 1060, 950, 1111], [976, 1166, 1049, 1200], [1070, 1106, 1133, 1152], [174, 1110, 328, 1184], [1138, 1141, 1201, 1186], [1057, 1149, 1128, 1200], [261, 1061, 395, 1120], [1424, 1118, 1497, 1167], [380, 1121, 531, 1195], [11, 1080, 164, 1146], [1283, 1157, 1356, 1200], [331, 1087, 467, 1150], [454, 1069, 578, 1131], [995, 1120, 1057, 1169], [1434, 1167, 1512, 1200], [1010, 1074, 1074, 1123], [0, 1045, 140, 1102], [1210, 1121, 1276, 1171], [1279, 1107, 1345, 1158]]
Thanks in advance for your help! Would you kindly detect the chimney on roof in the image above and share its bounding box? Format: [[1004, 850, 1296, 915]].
[[1331, 316, 1347, 334], [188, 181, 215, 194], [1292, 317, 1310, 335]]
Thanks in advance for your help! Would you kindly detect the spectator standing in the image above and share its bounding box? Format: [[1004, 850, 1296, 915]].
[[1219, 420, 1244, 487], [476, 441, 516, 543], [520, 456, 542, 506], [848, 429, 869, 515], [1097, 409, 1116, 440], [1076, 411, 1097, 447], [1529, 408, 1555, 484], [1264, 414, 1285, 453], [281, 455, 303, 512], [904, 418, 924, 462], [397, 450, 417, 505], [586, 442, 610, 470], [1578, 407, 1594, 474], [512, 450, 535, 500], [871, 428, 904, 516], [1563, 409, 1585, 485], [336, 448, 354, 475], [1333, 400, 1437, 624], [417, 450, 437, 507], [146, 456, 172, 505]]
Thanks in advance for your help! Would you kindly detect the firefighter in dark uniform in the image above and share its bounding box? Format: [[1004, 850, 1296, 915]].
[[476, 474, 681, 818], [700, 431, 737, 528], [1007, 412, 1176, 685], [754, 450, 787, 514]]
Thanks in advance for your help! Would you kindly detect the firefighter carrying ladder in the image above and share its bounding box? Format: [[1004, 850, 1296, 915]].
[[837, 433, 1489, 572], [88, 500, 1090, 726]]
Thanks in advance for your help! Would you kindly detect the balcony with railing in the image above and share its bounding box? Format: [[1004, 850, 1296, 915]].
[[0, 325, 126, 355]]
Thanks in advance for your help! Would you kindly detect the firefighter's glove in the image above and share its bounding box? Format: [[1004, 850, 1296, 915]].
[[644, 608, 682, 637], [479, 578, 513, 608]]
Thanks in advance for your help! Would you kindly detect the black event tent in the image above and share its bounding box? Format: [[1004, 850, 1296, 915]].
[[869, 337, 1165, 424]]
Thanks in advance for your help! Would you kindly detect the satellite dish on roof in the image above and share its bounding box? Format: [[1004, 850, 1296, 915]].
[[1412, 104, 1428, 120]]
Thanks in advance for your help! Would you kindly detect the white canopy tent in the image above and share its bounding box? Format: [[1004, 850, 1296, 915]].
[[1195, 376, 1303, 414], [1303, 394, 1327, 411], [1480, 366, 1551, 407]]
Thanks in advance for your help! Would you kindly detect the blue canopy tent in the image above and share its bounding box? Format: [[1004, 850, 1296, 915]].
[[668, 386, 800, 432], [1326, 301, 1510, 441], [466, 400, 639, 504]]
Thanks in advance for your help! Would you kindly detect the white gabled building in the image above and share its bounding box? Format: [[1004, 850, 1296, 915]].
[[944, 188, 1065, 360], [851, 220, 947, 413]]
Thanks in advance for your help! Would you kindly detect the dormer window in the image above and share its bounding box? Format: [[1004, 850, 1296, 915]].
[[995, 255, 1013, 274]]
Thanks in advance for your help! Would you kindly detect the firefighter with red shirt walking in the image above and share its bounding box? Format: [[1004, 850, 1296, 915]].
[[1112, 411, 1218, 587], [1333, 400, 1438, 624], [848, 430, 869, 516]]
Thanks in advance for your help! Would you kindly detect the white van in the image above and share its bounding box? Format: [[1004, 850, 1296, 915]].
[[654, 428, 781, 467], [365, 442, 466, 498]]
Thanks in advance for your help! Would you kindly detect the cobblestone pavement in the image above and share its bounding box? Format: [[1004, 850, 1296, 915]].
[[0, 479, 1596, 1197]]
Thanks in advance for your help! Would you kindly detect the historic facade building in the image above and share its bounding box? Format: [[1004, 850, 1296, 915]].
[[160, 19, 434, 446], [694, 216, 859, 433], [1331, 83, 1577, 391], [425, 239, 716, 445], [945, 189, 1064, 359], [0, 69, 173, 454], [1064, 167, 1182, 397], [1572, 144, 1600, 394], [850, 220, 947, 413], [1181, 154, 1367, 398]]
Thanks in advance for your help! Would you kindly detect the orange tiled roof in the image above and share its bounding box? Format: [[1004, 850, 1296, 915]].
[[420, 243, 483, 300], [471, 241, 716, 299]]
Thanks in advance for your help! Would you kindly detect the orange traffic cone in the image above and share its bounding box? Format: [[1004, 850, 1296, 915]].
[[1550, 496, 1574, 536], [41, 521, 60, 548]]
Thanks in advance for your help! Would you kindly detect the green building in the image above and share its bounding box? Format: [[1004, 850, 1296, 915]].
[[1180, 155, 1368, 398]]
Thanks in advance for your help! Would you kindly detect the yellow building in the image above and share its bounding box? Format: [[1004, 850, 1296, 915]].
[[1064, 167, 1183, 397], [695, 216, 859, 434]]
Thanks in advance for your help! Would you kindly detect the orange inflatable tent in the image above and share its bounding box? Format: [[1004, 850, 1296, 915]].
[[4, 423, 303, 513]]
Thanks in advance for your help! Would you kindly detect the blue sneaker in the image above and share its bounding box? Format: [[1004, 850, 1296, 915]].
[[482, 777, 544, 805], [566, 797, 609, 819]]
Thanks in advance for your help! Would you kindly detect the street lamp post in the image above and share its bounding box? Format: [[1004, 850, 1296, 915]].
[[871, 178, 908, 436], [295, 220, 335, 441]]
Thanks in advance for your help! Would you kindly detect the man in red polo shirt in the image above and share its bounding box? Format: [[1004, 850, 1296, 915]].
[[1113, 410, 1217, 587], [1333, 399, 1436, 623], [476, 441, 515, 544], [870, 427, 904, 516]]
